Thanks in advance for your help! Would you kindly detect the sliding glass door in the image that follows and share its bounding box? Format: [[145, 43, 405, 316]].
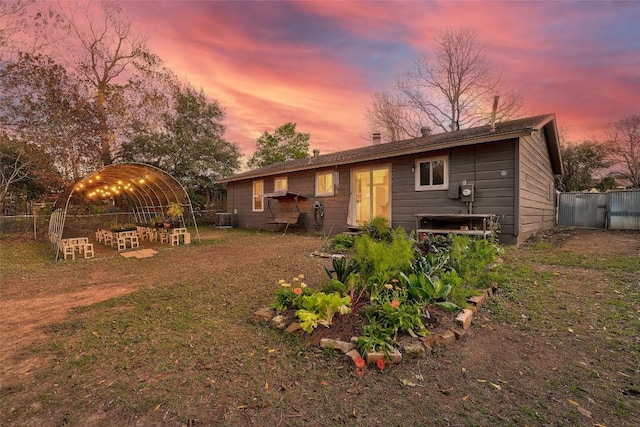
[[351, 165, 390, 225]]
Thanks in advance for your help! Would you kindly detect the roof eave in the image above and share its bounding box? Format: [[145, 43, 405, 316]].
[[218, 128, 536, 183]]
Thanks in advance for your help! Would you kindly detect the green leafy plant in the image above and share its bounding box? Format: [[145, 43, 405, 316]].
[[295, 292, 351, 332], [362, 216, 392, 241], [271, 274, 314, 312], [363, 300, 429, 339], [166, 202, 184, 220], [323, 256, 358, 283], [320, 278, 348, 296], [329, 233, 357, 252], [354, 227, 415, 282], [398, 272, 459, 311], [357, 316, 395, 355]]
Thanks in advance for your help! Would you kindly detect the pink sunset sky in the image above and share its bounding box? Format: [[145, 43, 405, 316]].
[[119, 0, 640, 159]]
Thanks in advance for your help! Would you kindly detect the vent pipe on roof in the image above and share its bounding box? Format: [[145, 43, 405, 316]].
[[312, 148, 320, 158], [490, 95, 500, 132], [420, 126, 432, 137], [372, 132, 381, 144]]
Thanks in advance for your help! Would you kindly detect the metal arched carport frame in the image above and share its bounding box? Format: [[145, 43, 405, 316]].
[[49, 163, 200, 259]]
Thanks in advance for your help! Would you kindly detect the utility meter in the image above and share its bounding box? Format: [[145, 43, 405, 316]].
[[460, 184, 475, 202]]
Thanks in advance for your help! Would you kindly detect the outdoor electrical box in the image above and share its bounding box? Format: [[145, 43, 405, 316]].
[[460, 184, 475, 202]]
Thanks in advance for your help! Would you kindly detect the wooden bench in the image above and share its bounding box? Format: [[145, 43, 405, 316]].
[[263, 210, 301, 234], [267, 211, 300, 226], [414, 213, 497, 240]]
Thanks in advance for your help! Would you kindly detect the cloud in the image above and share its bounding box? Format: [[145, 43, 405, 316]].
[[121, 0, 640, 156]]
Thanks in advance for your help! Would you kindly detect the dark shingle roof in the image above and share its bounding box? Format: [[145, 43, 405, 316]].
[[219, 114, 560, 183]]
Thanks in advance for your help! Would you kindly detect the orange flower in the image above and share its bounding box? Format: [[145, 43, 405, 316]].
[[376, 358, 385, 371], [293, 287, 303, 296], [390, 299, 400, 308], [354, 357, 366, 368]]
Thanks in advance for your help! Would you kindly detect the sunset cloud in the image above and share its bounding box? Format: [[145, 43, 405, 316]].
[[122, 1, 640, 159]]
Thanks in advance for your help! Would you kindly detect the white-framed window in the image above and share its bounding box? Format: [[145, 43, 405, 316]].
[[315, 170, 334, 197], [415, 156, 448, 191], [252, 180, 264, 211], [274, 176, 288, 192]]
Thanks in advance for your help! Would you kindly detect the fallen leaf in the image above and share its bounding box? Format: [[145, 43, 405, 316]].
[[321, 380, 329, 386], [490, 383, 502, 390], [154, 403, 161, 411], [91, 331, 99, 337], [264, 381, 268, 390], [568, 327, 574, 333], [577, 406, 592, 418], [401, 379, 416, 387], [477, 379, 487, 383], [268, 349, 277, 353], [567, 399, 580, 407], [462, 395, 469, 401]]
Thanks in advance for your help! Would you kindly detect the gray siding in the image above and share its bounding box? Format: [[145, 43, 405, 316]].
[[517, 130, 556, 243], [391, 141, 516, 242], [227, 167, 353, 234], [226, 139, 535, 244]]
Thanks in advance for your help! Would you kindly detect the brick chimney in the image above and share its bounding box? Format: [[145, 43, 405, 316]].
[[420, 126, 432, 137], [372, 132, 381, 144], [312, 148, 320, 158]]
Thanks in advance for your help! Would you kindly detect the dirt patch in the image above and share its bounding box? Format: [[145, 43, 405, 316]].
[[1, 228, 639, 427]]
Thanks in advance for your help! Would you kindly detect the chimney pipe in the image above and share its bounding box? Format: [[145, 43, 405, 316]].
[[490, 95, 499, 132], [312, 148, 320, 158], [420, 126, 432, 137], [372, 132, 381, 144]]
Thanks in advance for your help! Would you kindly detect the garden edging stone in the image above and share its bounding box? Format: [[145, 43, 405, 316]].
[[254, 283, 498, 368]]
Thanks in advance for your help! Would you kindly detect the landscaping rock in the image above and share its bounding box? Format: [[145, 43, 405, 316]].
[[345, 349, 362, 362], [451, 327, 466, 340], [421, 334, 442, 348], [439, 330, 456, 347], [271, 315, 288, 329], [456, 309, 474, 330], [468, 293, 487, 309], [365, 349, 402, 365], [399, 340, 426, 359], [320, 338, 355, 353], [253, 308, 275, 323], [285, 322, 302, 333]]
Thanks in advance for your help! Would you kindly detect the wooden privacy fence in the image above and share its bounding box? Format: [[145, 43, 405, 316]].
[[558, 190, 640, 229]]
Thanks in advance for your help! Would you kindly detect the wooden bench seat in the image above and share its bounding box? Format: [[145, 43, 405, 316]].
[[267, 211, 300, 225]]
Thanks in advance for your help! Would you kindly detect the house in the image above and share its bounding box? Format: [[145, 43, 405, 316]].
[[218, 114, 563, 245]]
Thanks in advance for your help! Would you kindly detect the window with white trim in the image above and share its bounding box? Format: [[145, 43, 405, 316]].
[[252, 180, 264, 211], [315, 171, 334, 196], [415, 156, 448, 191], [274, 176, 288, 192]]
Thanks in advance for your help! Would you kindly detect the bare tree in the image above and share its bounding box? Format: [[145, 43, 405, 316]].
[[0, 144, 31, 204], [607, 113, 640, 188], [61, 0, 151, 166], [368, 27, 522, 139], [0, 0, 63, 60], [366, 90, 425, 142]]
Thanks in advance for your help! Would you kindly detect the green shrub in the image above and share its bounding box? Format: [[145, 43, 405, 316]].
[[354, 227, 414, 281], [362, 216, 392, 241], [320, 278, 348, 296], [329, 233, 356, 252]]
